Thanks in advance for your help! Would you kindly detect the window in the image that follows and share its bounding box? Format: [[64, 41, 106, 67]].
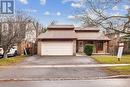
[[97, 41, 103, 51], [79, 41, 83, 47]]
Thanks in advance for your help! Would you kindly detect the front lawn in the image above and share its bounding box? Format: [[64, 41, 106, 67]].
[[92, 55, 130, 75], [92, 55, 130, 64], [0, 56, 25, 66], [109, 66, 130, 75]]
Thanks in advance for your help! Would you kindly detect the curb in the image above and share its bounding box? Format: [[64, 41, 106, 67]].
[[105, 75, 130, 79], [0, 75, 130, 81]]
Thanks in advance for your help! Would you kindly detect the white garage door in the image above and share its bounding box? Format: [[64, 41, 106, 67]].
[[41, 41, 73, 55]]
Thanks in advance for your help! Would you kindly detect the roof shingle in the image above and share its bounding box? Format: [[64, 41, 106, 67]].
[[48, 25, 74, 29], [38, 30, 77, 40], [75, 27, 100, 31]]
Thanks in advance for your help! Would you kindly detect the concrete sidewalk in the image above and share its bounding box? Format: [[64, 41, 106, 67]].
[[0, 64, 130, 69]]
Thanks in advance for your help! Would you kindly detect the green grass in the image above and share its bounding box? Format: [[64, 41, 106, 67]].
[[0, 56, 25, 66], [107, 66, 130, 75], [92, 55, 130, 75], [92, 55, 130, 64]]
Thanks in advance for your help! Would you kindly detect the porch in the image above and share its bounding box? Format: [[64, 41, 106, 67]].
[[76, 40, 109, 54]]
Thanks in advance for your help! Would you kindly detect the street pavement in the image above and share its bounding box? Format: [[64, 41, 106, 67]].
[[0, 56, 129, 87], [0, 79, 130, 87], [0, 67, 108, 80]]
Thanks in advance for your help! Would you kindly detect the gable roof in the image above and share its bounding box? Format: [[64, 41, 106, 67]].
[[75, 27, 100, 32], [48, 25, 74, 30], [37, 25, 110, 41], [76, 32, 110, 40], [38, 30, 77, 40]]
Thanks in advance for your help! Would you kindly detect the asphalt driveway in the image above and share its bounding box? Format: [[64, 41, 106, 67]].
[[0, 56, 108, 80], [19, 56, 96, 65]]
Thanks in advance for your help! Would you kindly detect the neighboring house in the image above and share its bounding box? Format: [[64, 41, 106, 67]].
[[0, 22, 37, 55], [17, 40, 35, 55], [37, 25, 110, 56]]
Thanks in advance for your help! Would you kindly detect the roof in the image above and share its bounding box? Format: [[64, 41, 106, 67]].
[[38, 25, 110, 41], [38, 30, 77, 40], [75, 27, 100, 32], [76, 32, 110, 41], [48, 25, 74, 30]]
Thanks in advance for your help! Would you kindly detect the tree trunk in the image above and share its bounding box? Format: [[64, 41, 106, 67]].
[[0, 22, 2, 45], [3, 52, 8, 58]]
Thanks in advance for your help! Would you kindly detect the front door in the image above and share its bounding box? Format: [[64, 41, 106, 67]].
[[97, 41, 104, 53]]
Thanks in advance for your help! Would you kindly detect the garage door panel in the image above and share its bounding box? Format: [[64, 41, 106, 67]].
[[41, 41, 73, 55]]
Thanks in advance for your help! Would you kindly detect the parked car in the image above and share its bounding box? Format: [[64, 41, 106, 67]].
[[7, 46, 18, 57], [0, 46, 18, 58]]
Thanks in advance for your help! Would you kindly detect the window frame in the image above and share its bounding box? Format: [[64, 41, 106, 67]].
[[97, 41, 103, 51]]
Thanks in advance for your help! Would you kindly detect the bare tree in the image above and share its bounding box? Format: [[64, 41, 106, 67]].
[[0, 12, 34, 58], [77, 0, 130, 34], [50, 20, 58, 25], [0, 23, 2, 45], [32, 21, 46, 38]]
